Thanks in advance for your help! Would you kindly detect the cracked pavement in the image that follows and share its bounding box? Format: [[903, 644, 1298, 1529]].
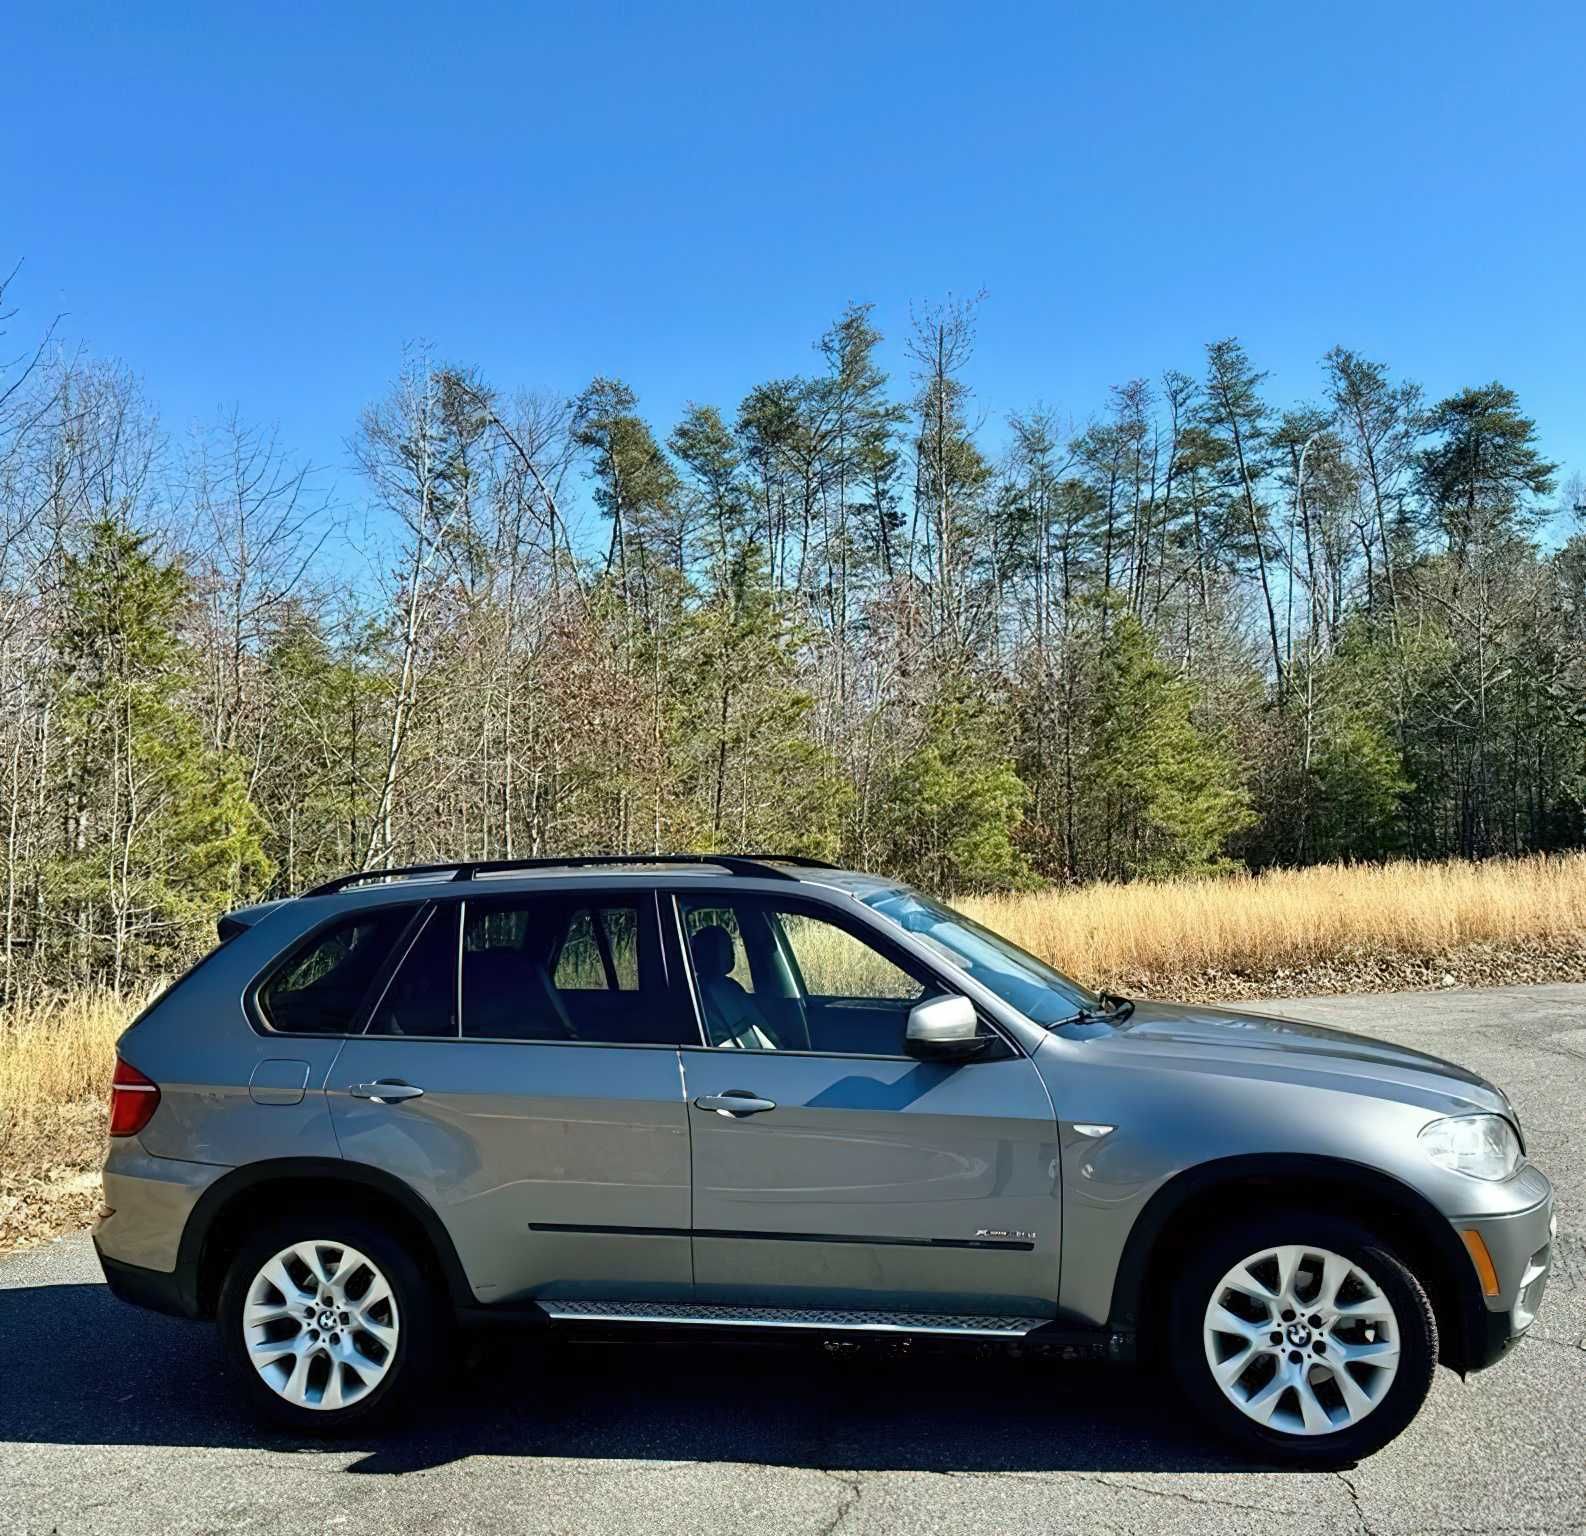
[[3, 984, 1583, 1534]]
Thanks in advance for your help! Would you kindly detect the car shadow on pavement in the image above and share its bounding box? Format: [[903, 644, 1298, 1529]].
[[0, 1282, 1293, 1476]]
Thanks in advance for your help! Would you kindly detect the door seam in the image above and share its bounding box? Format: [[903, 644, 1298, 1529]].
[[676, 1046, 696, 1287], [320, 1035, 350, 1158]]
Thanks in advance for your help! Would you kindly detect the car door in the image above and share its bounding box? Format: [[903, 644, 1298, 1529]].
[[674, 892, 1060, 1318], [322, 889, 695, 1307]]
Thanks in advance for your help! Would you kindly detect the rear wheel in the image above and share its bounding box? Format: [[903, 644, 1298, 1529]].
[[1169, 1213, 1437, 1465], [218, 1212, 439, 1432]]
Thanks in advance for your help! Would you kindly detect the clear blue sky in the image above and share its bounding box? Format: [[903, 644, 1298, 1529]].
[[9, 1, 1585, 519]]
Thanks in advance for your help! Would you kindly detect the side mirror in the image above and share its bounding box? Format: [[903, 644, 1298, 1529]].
[[905, 994, 985, 1060]]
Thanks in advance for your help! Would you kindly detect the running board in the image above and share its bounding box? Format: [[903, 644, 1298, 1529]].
[[539, 1300, 1047, 1336]]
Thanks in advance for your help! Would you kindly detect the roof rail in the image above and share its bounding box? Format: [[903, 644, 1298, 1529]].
[[736, 852, 838, 870], [303, 853, 819, 897]]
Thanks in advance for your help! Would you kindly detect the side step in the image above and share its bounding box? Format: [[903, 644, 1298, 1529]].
[[539, 1300, 1048, 1336]]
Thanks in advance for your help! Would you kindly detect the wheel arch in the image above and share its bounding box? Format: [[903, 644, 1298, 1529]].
[[1108, 1153, 1483, 1373], [179, 1158, 475, 1319]]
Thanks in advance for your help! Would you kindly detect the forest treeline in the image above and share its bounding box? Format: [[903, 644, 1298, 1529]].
[[0, 267, 1582, 992]]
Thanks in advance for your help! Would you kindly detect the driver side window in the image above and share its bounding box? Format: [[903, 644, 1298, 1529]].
[[679, 895, 937, 1057], [776, 911, 925, 1003]]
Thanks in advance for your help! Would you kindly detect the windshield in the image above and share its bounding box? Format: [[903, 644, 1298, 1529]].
[[861, 886, 1101, 1026]]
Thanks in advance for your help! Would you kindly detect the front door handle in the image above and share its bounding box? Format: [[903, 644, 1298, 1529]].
[[349, 1080, 425, 1104], [695, 1090, 777, 1118]]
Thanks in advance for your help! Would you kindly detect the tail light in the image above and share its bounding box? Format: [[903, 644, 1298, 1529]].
[[108, 1057, 161, 1137]]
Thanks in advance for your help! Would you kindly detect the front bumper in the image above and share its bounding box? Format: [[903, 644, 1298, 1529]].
[[1450, 1184, 1555, 1373]]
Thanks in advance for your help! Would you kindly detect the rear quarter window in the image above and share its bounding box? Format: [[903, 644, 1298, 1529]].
[[258, 907, 415, 1034]]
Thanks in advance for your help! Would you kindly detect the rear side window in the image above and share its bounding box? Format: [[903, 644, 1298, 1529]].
[[461, 893, 691, 1045], [258, 908, 414, 1034], [366, 905, 460, 1037]]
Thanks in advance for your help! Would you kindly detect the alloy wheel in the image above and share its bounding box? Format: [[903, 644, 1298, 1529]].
[[1202, 1243, 1400, 1436], [241, 1240, 400, 1411]]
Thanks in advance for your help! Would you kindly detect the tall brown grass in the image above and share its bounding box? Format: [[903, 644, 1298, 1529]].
[[961, 853, 1586, 989], [1, 988, 141, 1241]]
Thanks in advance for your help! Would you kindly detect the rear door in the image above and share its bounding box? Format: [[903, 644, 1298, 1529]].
[[321, 890, 696, 1307], [675, 893, 1060, 1318]]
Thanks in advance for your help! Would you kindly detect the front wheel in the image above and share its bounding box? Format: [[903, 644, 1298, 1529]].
[[218, 1212, 439, 1433], [1170, 1214, 1438, 1465]]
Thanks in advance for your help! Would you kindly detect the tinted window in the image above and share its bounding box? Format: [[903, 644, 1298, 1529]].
[[600, 907, 640, 990], [461, 894, 690, 1045], [777, 911, 926, 1002], [366, 905, 459, 1037], [681, 904, 756, 991], [552, 907, 644, 991], [680, 896, 947, 1056], [260, 908, 414, 1034]]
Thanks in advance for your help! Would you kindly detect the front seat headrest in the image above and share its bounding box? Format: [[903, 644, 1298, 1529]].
[[691, 924, 737, 980]]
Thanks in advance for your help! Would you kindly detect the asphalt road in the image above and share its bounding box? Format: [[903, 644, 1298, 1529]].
[[4, 984, 1584, 1536]]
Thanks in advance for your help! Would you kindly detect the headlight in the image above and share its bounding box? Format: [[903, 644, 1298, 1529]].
[[1418, 1114, 1524, 1180]]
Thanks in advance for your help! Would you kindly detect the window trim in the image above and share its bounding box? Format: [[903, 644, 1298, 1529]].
[[248, 902, 429, 1039], [669, 892, 1020, 1062], [667, 892, 713, 1047]]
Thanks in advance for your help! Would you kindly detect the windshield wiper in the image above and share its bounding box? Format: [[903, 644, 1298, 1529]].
[[1056, 990, 1135, 1027]]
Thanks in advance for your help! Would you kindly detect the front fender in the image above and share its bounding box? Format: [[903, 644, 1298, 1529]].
[[1033, 1035, 1475, 1327]]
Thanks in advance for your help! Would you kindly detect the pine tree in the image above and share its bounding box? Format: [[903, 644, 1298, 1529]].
[[1417, 383, 1557, 564], [669, 404, 748, 569], [678, 542, 847, 853], [1268, 621, 1414, 863], [48, 519, 270, 985], [254, 609, 383, 889], [879, 683, 1028, 891], [1200, 339, 1285, 698], [572, 377, 682, 585], [1307, 718, 1412, 862], [1082, 611, 1252, 879]]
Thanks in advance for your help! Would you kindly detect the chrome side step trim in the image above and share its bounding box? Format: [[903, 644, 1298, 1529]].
[[539, 1300, 1046, 1336]]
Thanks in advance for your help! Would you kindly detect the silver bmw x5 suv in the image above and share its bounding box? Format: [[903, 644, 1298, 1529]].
[[95, 855, 1555, 1463]]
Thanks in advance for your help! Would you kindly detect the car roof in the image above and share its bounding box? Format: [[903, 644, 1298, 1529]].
[[289, 857, 899, 908]]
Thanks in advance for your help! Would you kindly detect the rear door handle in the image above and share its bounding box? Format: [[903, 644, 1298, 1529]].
[[349, 1080, 425, 1104], [695, 1090, 777, 1118]]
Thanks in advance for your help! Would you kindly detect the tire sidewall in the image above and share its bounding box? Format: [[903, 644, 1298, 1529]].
[[1169, 1212, 1437, 1466], [218, 1211, 438, 1434]]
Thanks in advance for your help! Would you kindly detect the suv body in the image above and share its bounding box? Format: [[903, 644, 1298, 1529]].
[[95, 856, 1555, 1461]]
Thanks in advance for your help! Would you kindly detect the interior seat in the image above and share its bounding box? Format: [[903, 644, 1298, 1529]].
[[690, 924, 777, 1049], [462, 947, 576, 1040]]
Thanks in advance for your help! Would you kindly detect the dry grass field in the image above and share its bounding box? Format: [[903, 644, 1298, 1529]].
[[963, 852, 1586, 999], [0, 987, 147, 1250], [3, 854, 1585, 1249]]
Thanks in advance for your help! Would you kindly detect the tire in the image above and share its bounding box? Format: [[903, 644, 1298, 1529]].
[[218, 1209, 441, 1434], [1168, 1211, 1437, 1466]]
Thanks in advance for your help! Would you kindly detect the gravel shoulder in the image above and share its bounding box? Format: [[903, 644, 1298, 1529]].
[[2, 984, 1583, 1536]]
